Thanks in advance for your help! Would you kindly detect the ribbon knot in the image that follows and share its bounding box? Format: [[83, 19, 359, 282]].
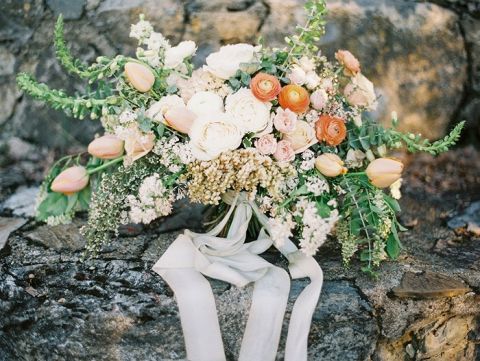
[[153, 194, 323, 361]]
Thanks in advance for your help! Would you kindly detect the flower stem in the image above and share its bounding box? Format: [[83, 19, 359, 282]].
[[87, 156, 124, 175]]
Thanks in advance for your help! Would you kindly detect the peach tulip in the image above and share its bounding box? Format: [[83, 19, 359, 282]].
[[315, 153, 347, 177], [366, 158, 404, 188], [51, 166, 89, 195], [164, 106, 197, 134], [87, 134, 124, 159], [124, 62, 155, 93]]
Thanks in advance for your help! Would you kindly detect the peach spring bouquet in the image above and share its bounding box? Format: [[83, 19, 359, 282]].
[[17, 1, 463, 274]]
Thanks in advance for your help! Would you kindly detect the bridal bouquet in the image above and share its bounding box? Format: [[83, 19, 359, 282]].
[[18, 1, 462, 273], [17, 2, 463, 359]]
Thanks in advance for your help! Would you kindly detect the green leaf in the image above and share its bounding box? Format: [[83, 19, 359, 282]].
[[315, 201, 331, 218], [386, 232, 401, 259], [65, 193, 79, 213], [242, 138, 252, 148], [36, 192, 68, 220], [156, 123, 165, 138], [78, 187, 91, 210], [383, 195, 401, 213]]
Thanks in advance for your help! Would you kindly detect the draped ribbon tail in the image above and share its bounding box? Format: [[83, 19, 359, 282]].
[[283, 247, 324, 361], [239, 266, 290, 361], [152, 235, 226, 361]]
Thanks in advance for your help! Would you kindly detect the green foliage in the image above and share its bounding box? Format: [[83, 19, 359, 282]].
[[16, 72, 119, 119], [337, 175, 402, 274], [388, 121, 465, 155], [284, 0, 327, 62]]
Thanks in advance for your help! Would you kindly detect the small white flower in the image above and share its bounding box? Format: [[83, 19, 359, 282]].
[[345, 149, 366, 169], [164, 41, 197, 69], [146, 32, 170, 51], [390, 178, 403, 200], [187, 91, 224, 117], [205, 43, 256, 79], [130, 18, 153, 42], [297, 56, 316, 72], [305, 71, 321, 90], [287, 65, 306, 85]]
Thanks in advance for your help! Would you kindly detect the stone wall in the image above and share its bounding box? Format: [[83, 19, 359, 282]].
[[0, 0, 479, 151]]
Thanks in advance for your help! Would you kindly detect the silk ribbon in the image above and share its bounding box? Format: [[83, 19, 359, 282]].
[[152, 193, 323, 361]]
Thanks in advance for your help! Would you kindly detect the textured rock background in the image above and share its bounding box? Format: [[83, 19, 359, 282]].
[[1, 147, 480, 361], [0, 0, 478, 151]]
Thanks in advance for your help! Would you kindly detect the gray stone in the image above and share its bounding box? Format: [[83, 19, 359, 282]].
[[2, 186, 39, 217], [0, 47, 15, 76], [448, 201, 480, 232], [0, 81, 19, 125], [26, 222, 86, 251], [0, 217, 26, 249], [46, 0, 86, 20]]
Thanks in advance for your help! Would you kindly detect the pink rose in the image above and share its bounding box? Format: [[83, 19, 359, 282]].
[[254, 134, 277, 155], [287, 65, 306, 85], [310, 89, 328, 111], [274, 108, 297, 134], [320, 78, 334, 93], [273, 140, 295, 162]]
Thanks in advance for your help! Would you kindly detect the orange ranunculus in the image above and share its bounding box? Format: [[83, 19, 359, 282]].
[[250, 72, 281, 102], [315, 115, 347, 146], [278, 84, 310, 114]]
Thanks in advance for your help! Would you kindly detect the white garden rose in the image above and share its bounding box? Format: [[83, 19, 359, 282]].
[[344, 73, 378, 111], [205, 44, 256, 79], [164, 41, 197, 69], [188, 112, 243, 161], [146, 95, 185, 123], [187, 91, 224, 117], [225, 88, 272, 134]]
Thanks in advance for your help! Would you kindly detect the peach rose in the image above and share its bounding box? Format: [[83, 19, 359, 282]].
[[315, 115, 347, 147], [51, 166, 89, 195], [344, 73, 377, 110], [335, 50, 360, 77], [282, 120, 317, 154], [273, 140, 295, 162], [250, 72, 281, 102], [273, 108, 297, 134], [87, 134, 124, 160], [254, 134, 277, 155], [278, 84, 310, 114]]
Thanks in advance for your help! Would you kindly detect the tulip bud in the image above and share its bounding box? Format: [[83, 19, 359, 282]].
[[164, 106, 197, 134], [124, 62, 155, 93], [88, 134, 124, 159], [315, 153, 348, 177], [366, 158, 404, 188], [51, 166, 89, 195]]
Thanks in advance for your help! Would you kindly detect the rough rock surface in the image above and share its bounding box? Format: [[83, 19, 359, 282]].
[[0, 147, 479, 361], [0, 0, 478, 150]]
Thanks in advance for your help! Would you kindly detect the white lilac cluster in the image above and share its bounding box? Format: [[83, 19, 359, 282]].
[[299, 149, 315, 172], [294, 198, 339, 256], [126, 174, 174, 224], [305, 176, 329, 196], [389, 178, 402, 200], [153, 136, 194, 173], [268, 213, 296, 248]]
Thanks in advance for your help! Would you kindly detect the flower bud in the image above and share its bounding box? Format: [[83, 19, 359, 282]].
[[164, 106, 196, 134], [315, 153, 347, 177], [366, 158, 404, 188], [51, 166, 89, 195], [88, 134, 124, 159], [124, 62, 155, 93]]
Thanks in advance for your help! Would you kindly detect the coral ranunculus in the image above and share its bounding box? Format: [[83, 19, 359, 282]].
[[315, 115, 347, 146], [250, 72, 281, 102], [278, 84, 310, 114]]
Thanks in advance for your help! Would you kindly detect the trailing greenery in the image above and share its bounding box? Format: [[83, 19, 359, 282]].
[[284, 0, 327, 63]]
